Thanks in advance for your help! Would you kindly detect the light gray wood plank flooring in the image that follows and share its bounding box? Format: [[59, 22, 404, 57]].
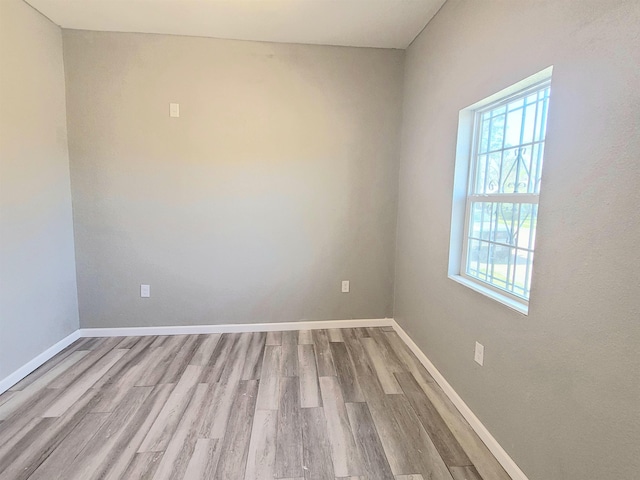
[[0, 328, 511, 480]]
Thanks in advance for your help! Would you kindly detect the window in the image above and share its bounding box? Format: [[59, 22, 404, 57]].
[[449, 68, 552, 314]]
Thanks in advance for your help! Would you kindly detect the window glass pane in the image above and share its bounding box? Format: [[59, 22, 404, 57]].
[[500, 147, 533, 194], [504, 108, 523, 147], [524, 251, 535, 296], [491, 105, 507, 117], [516, 203, 538, 251], [512, 248, 530, 298], [526, 93, 538, 106], [529, 143, 544, 193], [466, 238, 483, 277], [479, 118, 490, 154], [507, 97, 524, 111], [486, 152, 502, 193], [462, 80, 550, 305], [522, 102, 537, 144], [472, 83, 550, 196], [475, 154, 487, 192], [535, 87, 550, 142], [466, 201, 538, 300], [488, 113, 505, 152]]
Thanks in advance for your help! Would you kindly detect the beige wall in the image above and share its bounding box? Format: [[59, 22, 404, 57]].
[[63, 31, 404, 328], [394, 1, 640, 479], [0, 0, 79, 380]]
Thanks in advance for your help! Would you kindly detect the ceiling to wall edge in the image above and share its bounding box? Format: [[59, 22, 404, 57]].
[[22, 0, 447, 50]]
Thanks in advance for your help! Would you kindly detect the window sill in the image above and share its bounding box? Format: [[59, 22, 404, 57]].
[[448, 274, 529, 315]]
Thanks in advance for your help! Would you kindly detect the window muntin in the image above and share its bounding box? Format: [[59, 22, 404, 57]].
[[461, 81, 550, 302]]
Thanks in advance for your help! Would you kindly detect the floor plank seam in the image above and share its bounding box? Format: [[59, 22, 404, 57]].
[[0, 328, 511, 480]]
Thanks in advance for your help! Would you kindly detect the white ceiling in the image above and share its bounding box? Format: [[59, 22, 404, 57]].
[[25, 0, 445, 49]]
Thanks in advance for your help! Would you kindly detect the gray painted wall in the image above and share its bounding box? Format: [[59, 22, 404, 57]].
[[63, 31, 404, 328], [394, 1, 640, 479], [0, 0, 79, 380]]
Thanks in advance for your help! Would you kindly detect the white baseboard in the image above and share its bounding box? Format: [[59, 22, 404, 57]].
[[79, 318, 394, 338], [0, 318, 391, 396], [1, 316, 525, 480], [0, 330, 81, 394], [392, 320, 528, 480], [0, 318, 395, 394]]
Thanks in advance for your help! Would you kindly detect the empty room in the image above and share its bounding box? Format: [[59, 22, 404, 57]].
[[0, 0, 638, 479]]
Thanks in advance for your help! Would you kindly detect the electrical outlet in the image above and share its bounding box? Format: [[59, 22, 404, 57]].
[[474, 341, 484, 366], [170, 103, 179, 117], [140, 284, 151, 298], [341, 280, 350, 293]]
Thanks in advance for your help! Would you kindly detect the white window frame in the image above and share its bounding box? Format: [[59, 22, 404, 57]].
[[448, 67, 553, 315]]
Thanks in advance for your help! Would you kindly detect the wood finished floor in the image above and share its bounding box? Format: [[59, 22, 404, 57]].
[[0, 328, 511, 480]]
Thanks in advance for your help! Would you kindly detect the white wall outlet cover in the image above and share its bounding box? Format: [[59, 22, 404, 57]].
[[140, 284, 151, 298], [474, 341, 484, 366], [341, 280, 350, 293], [170, 103, 179, 117]]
